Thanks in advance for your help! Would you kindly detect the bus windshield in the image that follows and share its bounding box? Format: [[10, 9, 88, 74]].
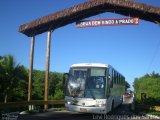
[[66, 67, 106, 99]]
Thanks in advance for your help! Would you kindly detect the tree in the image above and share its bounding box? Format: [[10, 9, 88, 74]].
[[32, 70, 45, 100], [0, 55, 64, 102], [50, 72, 64, 99], [0, 55, 27, 103], [133, 72, 160, 105], [31, 70, 64, 100], [49, 72, 64, 99]]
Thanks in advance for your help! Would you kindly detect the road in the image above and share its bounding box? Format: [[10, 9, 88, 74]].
[[17, 97, 155, 120], [17, 105, 148, 120]]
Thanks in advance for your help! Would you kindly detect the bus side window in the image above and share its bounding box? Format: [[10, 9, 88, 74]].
[[123, 77, 125, 85], [118, 74, 120, 84], [120, 76, 122, 85], [115, 72, 118, 84], [112, 69, 114, 85], [117, 73, 119, 84], [108, 68, 113, 88], [114, 70, 116, 84]]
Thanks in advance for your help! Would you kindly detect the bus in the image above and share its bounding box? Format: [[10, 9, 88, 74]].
[[63, 63, 125, 114]]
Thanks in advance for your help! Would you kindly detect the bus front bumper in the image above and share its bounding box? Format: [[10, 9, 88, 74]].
[[65, 104, 107, 114]]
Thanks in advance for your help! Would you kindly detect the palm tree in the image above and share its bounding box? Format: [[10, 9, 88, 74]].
[[0, 55, 27, 103]]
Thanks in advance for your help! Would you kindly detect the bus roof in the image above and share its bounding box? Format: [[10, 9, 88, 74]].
[[71, 63, 125, 78], [71, 63, 109, 68]]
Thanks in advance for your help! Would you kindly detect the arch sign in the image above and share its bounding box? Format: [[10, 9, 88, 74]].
[[19, 0, 159, 36], [76, 17, 139, 28]]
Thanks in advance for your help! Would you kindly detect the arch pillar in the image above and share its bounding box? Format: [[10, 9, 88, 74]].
[[44, 31, 52, 109]]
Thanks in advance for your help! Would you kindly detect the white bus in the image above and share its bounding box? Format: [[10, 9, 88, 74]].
[[64, 63, 125, 114]]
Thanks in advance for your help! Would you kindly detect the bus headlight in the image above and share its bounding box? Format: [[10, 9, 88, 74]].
[[96, 100, 106, 107], [65, 100, 72, 105], [67, 101, 72, 105], [97, 104, 106, 107]]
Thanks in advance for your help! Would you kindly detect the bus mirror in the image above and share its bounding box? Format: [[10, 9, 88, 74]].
[[63, 73, 69, 85]]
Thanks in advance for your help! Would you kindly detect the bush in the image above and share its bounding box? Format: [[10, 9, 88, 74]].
[[134, 72, 160, 105], [53, 90, 64, 100]]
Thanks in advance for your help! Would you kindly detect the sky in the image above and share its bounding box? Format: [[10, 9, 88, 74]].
[[0, 0, 160, 90]]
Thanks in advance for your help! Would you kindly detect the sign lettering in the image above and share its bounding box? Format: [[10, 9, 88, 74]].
[[76, 17, 139, 28]]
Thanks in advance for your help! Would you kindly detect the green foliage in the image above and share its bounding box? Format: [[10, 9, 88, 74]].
[[32, 70, 45, 100], [53, 90, 64, 100], [11, 78, 28, 101], [32, 70, 64, 100], [145, 110, 160, 116], [0, 55, 64, 103], [133, 72, 160, 105], [49, 72, 63, 98], [0, 55, 28, 103]]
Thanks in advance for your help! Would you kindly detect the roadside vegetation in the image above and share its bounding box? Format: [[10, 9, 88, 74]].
[[0, 55, 64, 103], [133, 72, 160, 115], [134, 72, 160, 105]]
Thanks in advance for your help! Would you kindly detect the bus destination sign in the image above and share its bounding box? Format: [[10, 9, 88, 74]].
[[76, 17, 139, 28]]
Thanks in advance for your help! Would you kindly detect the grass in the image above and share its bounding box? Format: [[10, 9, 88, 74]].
[[133, 106, 160, 117], [49, 107, 66, 111], [143, 110, 160, 116], [134, 99, 160, 116]]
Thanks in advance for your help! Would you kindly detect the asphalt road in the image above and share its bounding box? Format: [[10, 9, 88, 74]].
[[16, 97, 156, 120], [17, 105, 149, 120]]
